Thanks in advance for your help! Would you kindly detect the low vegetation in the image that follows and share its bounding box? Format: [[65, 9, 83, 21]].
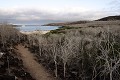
[[27, 23, 120, 80], [45, 26, 81, 35], [0, 23, 34, 80], [0, 19, 120, 80]]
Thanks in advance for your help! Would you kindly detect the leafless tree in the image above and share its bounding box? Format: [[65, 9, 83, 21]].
[[0, 23, 20, 47], [95, 27, 120, 80]]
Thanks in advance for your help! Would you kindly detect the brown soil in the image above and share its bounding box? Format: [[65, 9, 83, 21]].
[[16, 44, 55, 80]]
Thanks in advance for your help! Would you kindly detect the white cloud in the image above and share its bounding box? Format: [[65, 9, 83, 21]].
[[0, 7, 119, 24]]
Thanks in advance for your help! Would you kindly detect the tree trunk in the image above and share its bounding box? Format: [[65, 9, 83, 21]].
[[7, 56, 10, 75], [54, 60, 58, 77], [110, 71, 112, 80], [64, 62, 66, 78], [39, 45, 41, 56], [2, 42, 5, 48]]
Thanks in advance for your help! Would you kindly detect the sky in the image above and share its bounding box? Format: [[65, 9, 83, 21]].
[[0, 0, 120, 24]]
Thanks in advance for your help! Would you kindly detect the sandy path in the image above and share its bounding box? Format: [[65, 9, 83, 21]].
[[16, 45, 55, 80]]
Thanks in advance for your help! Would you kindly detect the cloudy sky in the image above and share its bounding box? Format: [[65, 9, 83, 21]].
[[0, 0, 120, 24]]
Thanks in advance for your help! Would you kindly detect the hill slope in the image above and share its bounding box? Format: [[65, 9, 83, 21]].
[[96, 15, 120, 21], [43, 21, 90, 26]]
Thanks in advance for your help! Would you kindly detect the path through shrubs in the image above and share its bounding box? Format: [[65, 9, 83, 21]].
[[16, 44, 55, 80]]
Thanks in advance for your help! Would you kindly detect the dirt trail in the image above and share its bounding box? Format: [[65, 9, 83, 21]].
[[16, 45, 55, 80]]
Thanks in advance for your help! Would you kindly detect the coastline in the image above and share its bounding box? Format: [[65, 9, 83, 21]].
[[20, 30, 50, 35]]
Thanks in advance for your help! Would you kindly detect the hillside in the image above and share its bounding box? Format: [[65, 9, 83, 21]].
[[43, 15, 120, 27], [96, 15, 120, 21], [43, 20, 90, 26]]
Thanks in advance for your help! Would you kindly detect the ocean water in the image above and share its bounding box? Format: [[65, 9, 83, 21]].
[[15, 25, 60, 31]]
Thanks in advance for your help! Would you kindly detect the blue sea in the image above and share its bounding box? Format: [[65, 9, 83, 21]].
[[15, 25, 60, 31]]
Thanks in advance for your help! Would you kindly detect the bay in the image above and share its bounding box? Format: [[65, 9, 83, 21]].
[[15, 25, 60, 31]]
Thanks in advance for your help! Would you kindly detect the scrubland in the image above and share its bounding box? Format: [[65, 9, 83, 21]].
[[0, 21, 120, 80], [0, 23, 35, 80], [27, 21, 120, 80]]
